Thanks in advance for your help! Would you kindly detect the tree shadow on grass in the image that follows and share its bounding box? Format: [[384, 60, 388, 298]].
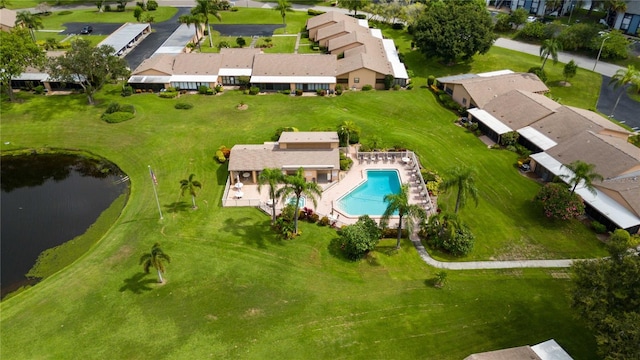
[[376, 243, 400, 257], [328, 237, 353, 263], [221, 216, 280, 249], [164, 201, 191, 213], [119, 272, 157, 294]]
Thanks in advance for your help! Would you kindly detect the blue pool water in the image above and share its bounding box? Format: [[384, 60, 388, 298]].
[[287, 196, 306, 208], [337, 170, 401, 216]]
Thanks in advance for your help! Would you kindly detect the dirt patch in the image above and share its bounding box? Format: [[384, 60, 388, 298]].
[[549, 271, 570, 279], [558, 81, 572, 87], [494, 236, 548, 260], [243, 308, 263, 318], [107, 244, 134, 266], [236, 104, 248, 110]]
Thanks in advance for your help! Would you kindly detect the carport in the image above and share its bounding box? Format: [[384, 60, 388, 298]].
[[98, 23, 151, 56]]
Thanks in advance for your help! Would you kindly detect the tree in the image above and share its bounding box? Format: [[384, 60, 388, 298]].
[[534, 182, 585, 220], [276, 168, 322, 235], [96, 0, 105, 12], [509, 7, 528, 29], [423, 211, 474, 255], [0, 29, 45, 102], [609, 65, 640, 117], [539, 38, 562, 70], [235, 36, 246, 48], [440, 166, 478, 213], [570, 229, 640, 359], [15, 11, 43, 42], [560, 160, 604, 195], [179, 14, 206, 50], [413, 0, 495, 64], [47, 39, 130, 105], [139, 243, 171, 283], [342, 0, 370, 16], [563, 59, 578, 83], [340, 215, 381, 260], [257, 168, 285, 225], [336, 120, 359, 147], [273, 0, 293, 26], [180, 173, 202, 209], [381, 184, 426, 249], [133, 6, 144, 21], [192, 0, 222, 48], [0, 0, 12, 9]]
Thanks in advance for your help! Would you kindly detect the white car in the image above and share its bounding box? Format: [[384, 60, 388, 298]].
[[527, 16, 537, 23]]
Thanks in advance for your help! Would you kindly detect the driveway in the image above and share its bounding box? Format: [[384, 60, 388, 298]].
[[210, 24, 284, 37], [123, 7, 191, 70], [597, 76, 640, 131], [61, 22, 122, 35]]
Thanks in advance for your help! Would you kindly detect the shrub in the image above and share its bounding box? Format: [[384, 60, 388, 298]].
[[159, 91, 178, 98], [218, 41, 230, 49], [392, 23, 404, 30], [249, 86, 260, 95], [308, 213, 320, 224], [340, 215, 381, 260], [339, 156, 353, 171], [206, 88, 215, 95], [384, 74, 394, 90], [422, 213, 474, 256], [121, 85, 133, 97], [295, 89, 303, 96], [316, 89, 326, 96], [104, 5, 111, 12], [198, 85, 209, 94], [307, 9, 325, 16], [528, 66, 547, 83], [591, 221, 607, 234], [518, 21, 548, 41], [119, 104, 135, 114], [214, 149, 226, 163], [58, 10, 72, 15], [102, 111, 135, 123], [318, 216, 330, 226], [500, 131, 519, 147], [281, 89, 291, 95], [362, 84, 373, 91], [146, 0, 158, 10], [272, 127, 299, 141], [215, 84, 223, 93], [34, 85, 45, 95], [534, 183, 585, 220], [354, 14, 366, 19], [393, 84, 401, 91], [174, 102, 193, 110], [219, 145, 231, 158], [105, 102, 121, 114]]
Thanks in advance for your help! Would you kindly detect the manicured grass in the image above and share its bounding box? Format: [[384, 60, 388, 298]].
[[35, 33, 107, 47], [0, 11, 607, 358], [39, 7, 178, 29], [263, 35, 297, 53], [218, 8, 310, 34]]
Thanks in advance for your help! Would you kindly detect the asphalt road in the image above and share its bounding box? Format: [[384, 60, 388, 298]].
[[123, 7, 191, 70], [211, 24, 284, 37], [597, 76, 640, 131], [61, 23, 123, 36]]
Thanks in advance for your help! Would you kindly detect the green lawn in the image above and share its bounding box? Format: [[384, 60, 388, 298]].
[[0, 9, 609, 358], [38, 7, 178, 29]]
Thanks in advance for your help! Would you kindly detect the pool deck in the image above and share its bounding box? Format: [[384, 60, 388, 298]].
[[223, 149, 436, 228]]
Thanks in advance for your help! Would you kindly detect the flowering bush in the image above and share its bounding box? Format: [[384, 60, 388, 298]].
[[534, 183, 585, 220]]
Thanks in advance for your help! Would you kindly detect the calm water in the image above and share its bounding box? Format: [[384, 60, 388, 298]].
[[337, 170, 401, 216], [1, 154, 128, 298]]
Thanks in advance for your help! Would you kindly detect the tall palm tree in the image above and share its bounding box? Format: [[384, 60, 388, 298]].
[[16, 11, 43, 42], [273, 0, 293, 26], [539, 38, 562, 71], [257, 168, 285, 225], [336, 120, 359, 147], [440, 166, 479, 213], [560, 160, 604, 195], [180, 173, 202, 209], [139, 243, 171, 283], [276, 168, 322, 235], [191, 0, 222, 48], [606, 0, 627, 22], [382, 184, 426, 249], [179, 13, 206, 50], [609, 65, 640, 118]]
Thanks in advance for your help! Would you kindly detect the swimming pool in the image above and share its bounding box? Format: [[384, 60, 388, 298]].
[[287, 196, 306, 208], [337, 170, 401, 216]]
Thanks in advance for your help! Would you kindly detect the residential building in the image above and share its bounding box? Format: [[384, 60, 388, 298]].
[[465, 339, 573, 360], [0, 8, 18, 32]]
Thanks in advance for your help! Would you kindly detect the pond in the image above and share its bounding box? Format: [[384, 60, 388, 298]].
[[1, 153, 128, 299]]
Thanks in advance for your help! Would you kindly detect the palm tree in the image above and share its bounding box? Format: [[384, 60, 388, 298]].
[[539, 38, 562, 71], [180, 173, 202, 209], [273, 0, 293, 26], [16, 11, 43, 42], [440, 166, 479, 213], [609, 65, 640, 118], [191, 0, 222, 48], [179, 14, 206, 50], [560, 160, 604, 195], [382, 184, 426, 249], [606, 0, 627, 22], [336, 120, 359, 147], [258, 168, 285, 225], [139, 243, 171, 283], [277, 168, 322, 235]]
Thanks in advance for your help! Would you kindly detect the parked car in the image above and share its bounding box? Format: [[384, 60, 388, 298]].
[[526, 16, 537, 23], [80, 25, 93, 34]]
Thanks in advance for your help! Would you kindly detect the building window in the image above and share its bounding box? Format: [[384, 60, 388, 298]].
[[621, 14, 631, 31], [462, 98, 467, 106], [354, 77, 359, 83]]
